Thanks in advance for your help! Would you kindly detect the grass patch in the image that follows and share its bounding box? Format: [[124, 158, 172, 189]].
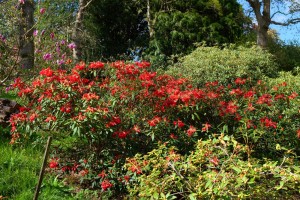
[[0, 90, 17, 100], [0, 129, 76, 199], [0, 137, 41, 199]]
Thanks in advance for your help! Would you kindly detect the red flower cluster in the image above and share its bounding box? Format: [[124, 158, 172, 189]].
[[89, 61, 104, 69], [49, 158, 59, 169], [101, 179, 113, 191]]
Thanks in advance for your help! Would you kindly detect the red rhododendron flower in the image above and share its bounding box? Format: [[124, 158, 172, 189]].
[[148, 116, 161, 127], [139, 71, 156, 81], [67, 73, 80, 83], [210, 156, 219, 166], [275, 94, 285, 100], [187, 126, 196, 137], [260, 117, 277, 129], [49, 158, 58, 169], [89, 61, 104, 69], [136, 61, 151, 68], [124, 175, 130, 182], [61, 166, 71, 172], [133, 125, 141, 133], [170, 133, 178, 139], [98, 170, 107, 179], [243, 90, 255, 99], [247, 103, 255, 111], [106, 116, 121, 127], [79, 169, 89, 176], [32, 79, 42, 88], [117, 131, 130, 139], [29, 113, 38, 122], [246, 120, 255, 129], [230, 88, 243, 96], [45, 115, 56, 122], [226, 101, 238, 114], [101, 179, 113, 191], [40, 67, 54, 77], [202, 123, 211, 132], [82, 93, 100, 101], [12, 77, 25, 89], [234, 78, 246, 85], [74, 113, 86, 121], [60, 103, 72, 113], [256, 94, 272, 106], [74, 63, 86, 71], [173, 119, 185, 128], [206, 92, 219, 99], [288, 92, 298, 99], [9, 133, 20, 144]]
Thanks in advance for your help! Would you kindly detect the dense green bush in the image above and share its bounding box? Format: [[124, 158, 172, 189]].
[[268, 40, 300, 71], [166, 45, 279, 87], [264, 71, 300, 92]]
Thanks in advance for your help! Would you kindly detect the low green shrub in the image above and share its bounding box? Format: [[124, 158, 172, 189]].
[[125, 134, 300, 199], [166, 45, 279, 87], [264, 71, 300, 93]]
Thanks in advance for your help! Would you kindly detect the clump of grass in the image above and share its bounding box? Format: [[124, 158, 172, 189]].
[[0, 137, 42, 199], [0, 130, 78, 199], [0, 89, 17, 100]]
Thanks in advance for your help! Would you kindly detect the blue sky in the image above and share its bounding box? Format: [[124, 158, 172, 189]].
[[238, 0, 300, 43]]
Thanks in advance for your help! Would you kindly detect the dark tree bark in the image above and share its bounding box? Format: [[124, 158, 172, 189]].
[[18, 0, 35, 68]]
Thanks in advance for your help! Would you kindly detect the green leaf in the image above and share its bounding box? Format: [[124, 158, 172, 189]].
[[232, 166, 241, 173], [189, 194, 197, 200]]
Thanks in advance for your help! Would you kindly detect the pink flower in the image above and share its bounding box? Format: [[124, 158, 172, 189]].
[[68, 42, 76, 49], [19, 0, 25, 4], [40, 8, 46, 14], [33, 30, 38, 36], [50, 32, 55, 40], [43, 53, 52, 60]]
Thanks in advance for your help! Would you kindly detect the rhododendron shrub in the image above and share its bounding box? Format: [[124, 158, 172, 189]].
[[10, 61, 300, 194]]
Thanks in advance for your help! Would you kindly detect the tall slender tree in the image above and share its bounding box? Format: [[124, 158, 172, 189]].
[[71, 0, 93, 62], [18, 0, 35, 69]]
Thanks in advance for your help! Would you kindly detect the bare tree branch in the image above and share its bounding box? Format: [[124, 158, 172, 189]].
[[271, 18, 300, 26]]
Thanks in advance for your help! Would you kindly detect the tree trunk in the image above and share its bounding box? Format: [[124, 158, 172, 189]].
[[147, 0, 154, 39], [247, 0, 271, 49], [257, 25, 269, 48], [72, 0, 90, 63], [18, 0, 35, 69]]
